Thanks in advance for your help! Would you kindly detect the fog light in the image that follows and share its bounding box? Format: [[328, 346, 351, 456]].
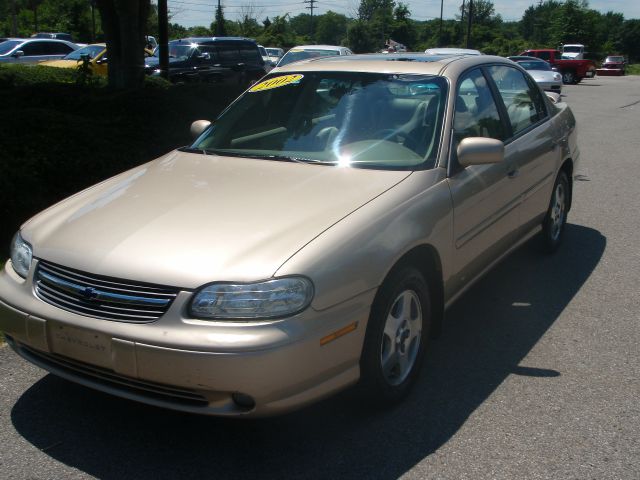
[[232, 392, 256, 410]]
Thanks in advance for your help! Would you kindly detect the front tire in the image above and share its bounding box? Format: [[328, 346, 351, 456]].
[[541, 171, 569, 253], [360, 266, 431, 404]]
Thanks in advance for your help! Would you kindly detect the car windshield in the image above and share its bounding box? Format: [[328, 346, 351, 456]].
[[64, 45, 104, 60], [163, 44, 193, 60], [278, 49, 340, 67], [192, 71, 447, 170], [266, 48, 280, 56], [516, 60, 552, 71], [605, 56, 624, 62], [563, 46, 582, 53], [0, 40, 21, 55]]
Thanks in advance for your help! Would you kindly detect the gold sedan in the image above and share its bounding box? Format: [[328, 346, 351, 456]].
[[0, 54, 578, 416]]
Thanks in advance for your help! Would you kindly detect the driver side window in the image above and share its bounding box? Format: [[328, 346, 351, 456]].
[[451, 68, 505, 171]]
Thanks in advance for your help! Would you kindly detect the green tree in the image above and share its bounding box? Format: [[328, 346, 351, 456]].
[[315, 11, 348, 45]]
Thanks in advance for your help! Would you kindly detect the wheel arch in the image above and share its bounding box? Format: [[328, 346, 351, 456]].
[[559, 158, 574, 211], [377, 244, 445, 339]]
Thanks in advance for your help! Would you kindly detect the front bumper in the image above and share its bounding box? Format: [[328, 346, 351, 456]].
[[0, 261, 374, 416]]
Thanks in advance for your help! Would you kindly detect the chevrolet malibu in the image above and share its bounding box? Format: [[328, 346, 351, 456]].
[[0, 54, 578, 416]]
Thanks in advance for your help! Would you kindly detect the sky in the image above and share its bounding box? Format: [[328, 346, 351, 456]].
[[165, 0, 640, 27]]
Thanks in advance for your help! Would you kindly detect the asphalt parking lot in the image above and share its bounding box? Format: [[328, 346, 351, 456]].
[[1, 74, 639, 479]]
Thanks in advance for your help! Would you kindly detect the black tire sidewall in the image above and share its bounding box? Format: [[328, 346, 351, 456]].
[[360, 266, 431, 404]]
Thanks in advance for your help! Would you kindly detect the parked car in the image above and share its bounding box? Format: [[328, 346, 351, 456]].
[[508, 56, 562, 93], [39, 43, 108, 75], [597, 55, 626, 76], [257, 44, 275, 71], [0, 38, 78, 64], [40, 43, 155, 76], [518, 49, 596, 84], [1, 53, 578, 417], [277, 45, 352, 67], [32, 32, 74, 42], [266, 47, 284, 63], [424, 47, 482, 56], [144, 37, 267, 86]]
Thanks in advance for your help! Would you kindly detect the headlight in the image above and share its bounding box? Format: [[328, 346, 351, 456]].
[[190, 277, 314, 320], [554, 73, 562, 81], [10, 232, 32, 278]]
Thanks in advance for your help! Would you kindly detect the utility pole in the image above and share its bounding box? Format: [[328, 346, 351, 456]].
[[460, 0, 465, 46], [90, 0, 96, 43], [303, 0, 316, 42], [158, 0, 169, 80], [466, 0, 473, 49], [438, 0, 444, 47]]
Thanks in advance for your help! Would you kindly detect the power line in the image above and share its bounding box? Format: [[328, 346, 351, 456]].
[[303, 0, 316, 40]]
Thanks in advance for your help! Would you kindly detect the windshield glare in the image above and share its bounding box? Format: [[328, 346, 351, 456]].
[[278, 49, 340, 67], [64, 45, 104, 60], [193, 72, 447, 170]]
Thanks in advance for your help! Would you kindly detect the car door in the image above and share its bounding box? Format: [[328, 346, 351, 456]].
[[447, 68, 521, 290], [215, 44, 247, 87], [486, 65, 560, 233]]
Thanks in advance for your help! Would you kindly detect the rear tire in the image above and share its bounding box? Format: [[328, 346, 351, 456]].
[[562, 70, 576, 84], [360, 266, 431, 405], [541, 171, 569, 253]]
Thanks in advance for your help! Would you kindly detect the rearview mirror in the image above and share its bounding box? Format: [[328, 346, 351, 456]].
[[545, 92, 561, 104], [457, 137, 504, 167], [191, 120, 211, 139]]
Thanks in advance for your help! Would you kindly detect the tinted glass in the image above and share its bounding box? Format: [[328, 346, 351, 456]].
[[21, 41, 52, 56], [0, 40, 21, 55], [487, 65, 547, 135], [239, 44, 261, 64], [454, 68, 506, 142], [168, 45, 193, 60], [193, 72, 448, 170], [46, 42, 73, 54], [537, 51, 550, 61], [217, 45, 240, 63]]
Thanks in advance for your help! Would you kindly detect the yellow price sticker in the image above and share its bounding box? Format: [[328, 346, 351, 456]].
[[249, 74, 304, 93]]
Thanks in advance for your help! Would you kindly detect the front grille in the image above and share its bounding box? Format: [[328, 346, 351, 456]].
[[13, 339, 208, 407], [34, 260, 179, 322]]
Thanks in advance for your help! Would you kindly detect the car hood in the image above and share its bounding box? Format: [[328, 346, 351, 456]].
[[23, 150, 411, 289], [39, 59, 81, 68], [528, 70, 559, 82]]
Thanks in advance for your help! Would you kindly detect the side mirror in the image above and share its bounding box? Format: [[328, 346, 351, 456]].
[[12, 50, 24, 58], [191, 120, 211, 139], [457, 137, 504, 167], [545, 92, 561, 104], [96, 56, 108, 64], [197, 52, 211, 61]]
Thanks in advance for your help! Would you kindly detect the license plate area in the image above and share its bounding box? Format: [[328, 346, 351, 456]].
[[48, 323, 112, 368]]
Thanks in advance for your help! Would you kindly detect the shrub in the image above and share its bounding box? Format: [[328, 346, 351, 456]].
[[0, 80, 245, 254], [0, 64, 77, 87]]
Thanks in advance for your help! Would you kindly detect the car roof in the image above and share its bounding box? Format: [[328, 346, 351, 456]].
[[272, 53, 510, 78], [170, 37, 257, 45], [424, 48, 482, 55], [288, 45, 348, 51]]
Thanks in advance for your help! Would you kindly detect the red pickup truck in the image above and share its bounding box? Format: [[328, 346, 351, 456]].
[[518, 49, 596, 84]]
